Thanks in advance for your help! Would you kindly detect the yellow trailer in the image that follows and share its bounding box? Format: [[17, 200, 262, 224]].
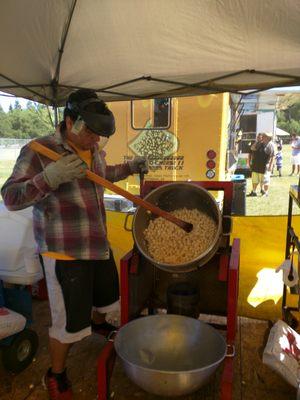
[[104, 93, 229, 194]]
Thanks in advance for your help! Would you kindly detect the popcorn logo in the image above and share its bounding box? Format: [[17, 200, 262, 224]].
[[129, 120, 179, 159]]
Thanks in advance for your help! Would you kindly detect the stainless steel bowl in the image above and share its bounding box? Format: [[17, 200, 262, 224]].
[[114, 315, 227, 397], [132, 182, 222, 273]]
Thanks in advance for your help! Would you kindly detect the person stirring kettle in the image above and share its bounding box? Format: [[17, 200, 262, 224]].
[[1, 89, 148, 400]]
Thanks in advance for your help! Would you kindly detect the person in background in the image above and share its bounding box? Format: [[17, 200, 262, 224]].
[[249, 133, 263, 171], [247, 133, 264, 196], [234, 129, 243, 156], [247, 132, 274, 197], [290, 133, 300, 175], [1, 89, 148, 400], [261, 132, 275, 196], [274, 145, 283, 177], [275, 136, 283, 148]]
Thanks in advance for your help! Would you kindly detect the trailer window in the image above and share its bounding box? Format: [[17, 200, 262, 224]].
[[131, 98, 171, 130], [240, 114, 256, 132]]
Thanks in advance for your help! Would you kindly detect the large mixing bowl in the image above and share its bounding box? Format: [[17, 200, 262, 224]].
[[132, 182, 222, 273], [114, 315, 227, 397]]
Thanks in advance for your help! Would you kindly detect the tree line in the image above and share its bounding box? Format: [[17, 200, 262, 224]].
[[276, 94, 300, 135], [0, 100, 58, 139]]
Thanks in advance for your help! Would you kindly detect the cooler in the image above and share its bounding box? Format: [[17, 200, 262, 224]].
[[0, 204, 43, 285]]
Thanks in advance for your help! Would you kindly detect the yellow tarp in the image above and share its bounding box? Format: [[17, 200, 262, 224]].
[[107, 210, 300, 320], [106, 210, 134, 268], [232, 215, 300, 320]]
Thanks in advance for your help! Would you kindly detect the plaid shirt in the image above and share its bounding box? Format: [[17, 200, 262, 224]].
[[1, 129, 132, 260]]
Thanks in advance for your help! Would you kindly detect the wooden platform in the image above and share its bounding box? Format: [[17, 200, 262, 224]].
[[0, 300, 295, 400]]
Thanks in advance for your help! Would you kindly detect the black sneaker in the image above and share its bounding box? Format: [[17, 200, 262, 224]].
[[247, 191, 257, 197]]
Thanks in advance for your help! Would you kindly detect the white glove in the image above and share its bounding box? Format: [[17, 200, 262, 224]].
[[43, 153, 87, 190], [128, 156, 149, 174]]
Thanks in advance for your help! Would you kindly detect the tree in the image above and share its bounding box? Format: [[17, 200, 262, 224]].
[[277, 95, 300, 135], [0, 106, 13, 137], [14, 100, 22, 110], [26, 101, 35, 110], [0, 101, 54, 139], [276, 94, 300, 111]]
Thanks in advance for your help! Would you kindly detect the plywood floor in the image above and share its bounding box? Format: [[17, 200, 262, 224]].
[[0, 300, 295, 400]]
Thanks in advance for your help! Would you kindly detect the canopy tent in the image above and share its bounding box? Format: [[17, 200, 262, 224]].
[[275, 127, 290, 137], [1, 0, 300, 106]]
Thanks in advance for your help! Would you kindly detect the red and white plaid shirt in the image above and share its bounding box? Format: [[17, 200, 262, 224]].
[[1, 129, 132, 260]]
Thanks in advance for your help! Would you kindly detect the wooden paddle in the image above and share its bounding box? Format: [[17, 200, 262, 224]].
[[29, 141, 193, 233]]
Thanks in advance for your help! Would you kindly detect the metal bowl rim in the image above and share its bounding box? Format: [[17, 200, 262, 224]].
[[116, 351, 227, 375], [114, 315, 227, 374], [132, 182, 222, 268]]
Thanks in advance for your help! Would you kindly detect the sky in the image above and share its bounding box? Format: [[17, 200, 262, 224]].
[[1, 87, 300, 112], [0, 92, 29, 112]]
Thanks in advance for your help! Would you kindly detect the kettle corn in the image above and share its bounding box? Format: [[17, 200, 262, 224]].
[[143, 208, 217, 265]]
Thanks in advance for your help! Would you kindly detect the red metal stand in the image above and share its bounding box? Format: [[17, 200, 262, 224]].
[[97, 339, 116, 400], [120, 250, 133, 327], [97, 181, 240, 400], [220, 238, 240, 400]]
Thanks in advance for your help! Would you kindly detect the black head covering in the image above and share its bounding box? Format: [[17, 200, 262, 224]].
[[65, 89, 115, 137]]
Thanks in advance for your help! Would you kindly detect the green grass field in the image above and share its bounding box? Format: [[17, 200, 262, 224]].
[[0, 160, 14, 191], [0, 144, 297, 216]]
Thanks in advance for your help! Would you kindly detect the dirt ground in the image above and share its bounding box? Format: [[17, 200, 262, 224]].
[[0, 299, 296, 400]]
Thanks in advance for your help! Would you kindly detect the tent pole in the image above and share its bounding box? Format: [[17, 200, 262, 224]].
[[54, 106, 58, 127], [51, 79, 59, 127]]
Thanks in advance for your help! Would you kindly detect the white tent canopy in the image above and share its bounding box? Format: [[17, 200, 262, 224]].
[[276, 127, 290, 137], [1, 0, 300, 106]]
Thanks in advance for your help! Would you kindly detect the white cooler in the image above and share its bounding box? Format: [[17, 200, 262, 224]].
[[0, 204, 43, 285], [0, 307, 26, 340]]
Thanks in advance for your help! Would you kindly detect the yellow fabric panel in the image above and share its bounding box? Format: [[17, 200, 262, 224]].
[[43, 208, 300, 321], [106, 211, 300, 320], [106, 210, 134, 275], [108, 212, 300, 320], [41, 252, 75, 260], [231, 215, 300, 320]]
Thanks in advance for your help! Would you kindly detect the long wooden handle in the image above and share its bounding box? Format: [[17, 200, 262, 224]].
[[29, 141, 193, 232]]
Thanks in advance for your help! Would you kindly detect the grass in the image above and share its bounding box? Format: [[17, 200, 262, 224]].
[[0, 160, 14, 192], [0, 145, 297, 216], [245, 144, 300, 216]]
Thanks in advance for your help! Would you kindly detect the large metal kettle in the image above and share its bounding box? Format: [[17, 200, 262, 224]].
[[132, 182, 224, 273]]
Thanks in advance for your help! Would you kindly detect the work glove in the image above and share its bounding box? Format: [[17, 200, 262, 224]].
[[43, 153, 87, 190], [128, 156, 149, 174]]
